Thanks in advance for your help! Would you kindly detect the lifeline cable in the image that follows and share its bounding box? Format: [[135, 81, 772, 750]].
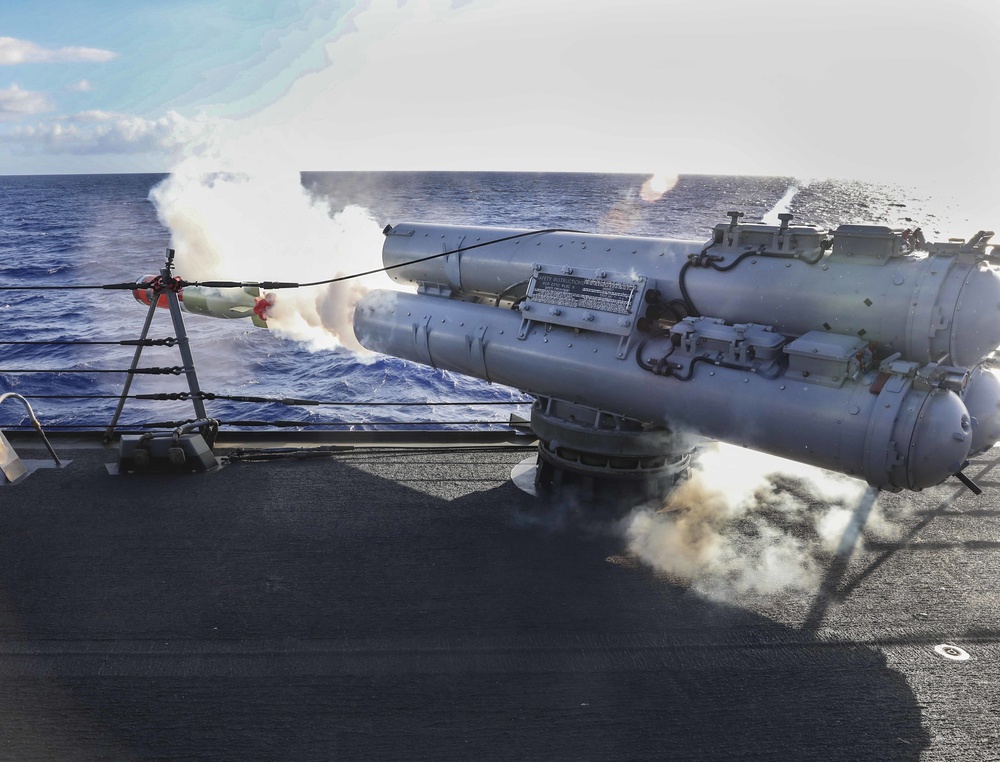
[[0, 227, 581, 292], [15, 393, 531, 406], [1, 366, 187, 375], [0, 338, 177, 347], [141, 392, 531, 406], [223, 442, 538, 463], [0, 419, 524, 430], [188, 227, 581, 288], [0, 419, 525, 430]]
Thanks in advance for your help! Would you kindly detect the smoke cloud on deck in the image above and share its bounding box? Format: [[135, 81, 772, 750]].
[[622, 443, 899, 600]]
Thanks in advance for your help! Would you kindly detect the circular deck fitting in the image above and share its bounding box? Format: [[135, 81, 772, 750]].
[[511, 456, 538, 496], [934, 644, 971, 661]]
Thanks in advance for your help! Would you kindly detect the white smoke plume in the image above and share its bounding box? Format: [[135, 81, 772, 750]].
[[622, 443, 898, 600], [760, 185, 799, 225], [149, 130, 392, 352], [639, 172, 680, 203]]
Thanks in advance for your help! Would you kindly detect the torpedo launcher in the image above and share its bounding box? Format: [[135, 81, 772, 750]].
[[354, 214, 1000, 496]]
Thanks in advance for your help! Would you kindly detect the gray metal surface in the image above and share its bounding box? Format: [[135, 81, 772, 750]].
[[354, 291, 973, 490], [381, 221, 1000, 366], [359, 218, 1000, 496], [0, 436, 997, 760]]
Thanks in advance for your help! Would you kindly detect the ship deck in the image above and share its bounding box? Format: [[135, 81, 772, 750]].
[[0, 432, 998, 761]]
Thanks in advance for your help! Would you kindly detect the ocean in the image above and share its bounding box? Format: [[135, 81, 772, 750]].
[[0, 171, 964, 432]]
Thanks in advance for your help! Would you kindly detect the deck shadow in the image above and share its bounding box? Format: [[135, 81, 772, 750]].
[[0, 449, 930, 760]]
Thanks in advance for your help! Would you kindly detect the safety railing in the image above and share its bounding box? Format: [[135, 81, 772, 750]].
[[0, 248, 533, 441]]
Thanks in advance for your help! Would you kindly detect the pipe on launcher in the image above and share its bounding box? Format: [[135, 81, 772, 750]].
[[381, 221, 1000, 368], [354, 290, 973, 492]]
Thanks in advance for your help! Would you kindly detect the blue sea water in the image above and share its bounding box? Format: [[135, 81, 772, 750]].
[[0, 172, 956, 431]]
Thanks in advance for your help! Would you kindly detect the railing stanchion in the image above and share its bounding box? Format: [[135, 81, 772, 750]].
[[104, 248, 208, 443], [104, 279, 159, 443], [161, 253, 208, 423]]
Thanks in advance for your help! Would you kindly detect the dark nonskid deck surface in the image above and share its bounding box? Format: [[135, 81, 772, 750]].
[[1, 440, 998, 760]]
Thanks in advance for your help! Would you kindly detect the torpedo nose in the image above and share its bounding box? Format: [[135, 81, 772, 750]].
[[905, 391, 974, 491], [963, 365, 1000, 455], [951, 266, 1000, 367]]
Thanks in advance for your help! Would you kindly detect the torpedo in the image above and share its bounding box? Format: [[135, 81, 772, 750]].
[[133, 276, 273, 328]]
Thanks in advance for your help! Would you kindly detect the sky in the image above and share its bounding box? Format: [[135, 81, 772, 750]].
[[1, 0, 999, 210]]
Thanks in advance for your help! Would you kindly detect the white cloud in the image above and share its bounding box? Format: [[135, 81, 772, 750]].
[[6, 110, 215, 156], [186, 0, 992, 223], [4, 0, 998, 198], [0, 36, 117, 64], [0, 83, 53, 117], [69, 110, 121, 122], [66, 79, 94, 92], [219, 0, 998, 186]]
